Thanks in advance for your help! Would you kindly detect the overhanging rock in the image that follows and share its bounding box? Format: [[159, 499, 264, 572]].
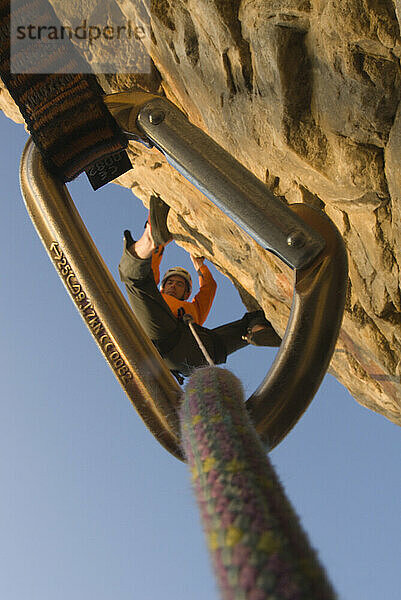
[[2, 0, 400, 424]]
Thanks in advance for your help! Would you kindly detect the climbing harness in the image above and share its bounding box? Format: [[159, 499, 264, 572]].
[[20, 88, 348, 458]]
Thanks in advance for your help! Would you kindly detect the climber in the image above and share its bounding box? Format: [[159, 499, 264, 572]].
[[119, 195, 281, 381]]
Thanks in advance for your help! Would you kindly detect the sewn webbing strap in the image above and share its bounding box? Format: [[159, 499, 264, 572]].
[[0, 0, 128, 183], [181, 367, 336, 600]]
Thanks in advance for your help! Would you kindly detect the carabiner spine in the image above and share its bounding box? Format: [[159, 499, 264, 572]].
[[20, 138, 184, 460]]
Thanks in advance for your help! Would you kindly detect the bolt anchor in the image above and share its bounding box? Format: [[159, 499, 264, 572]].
[[287, 230, 306, 249], [148, 110, 165, 125]]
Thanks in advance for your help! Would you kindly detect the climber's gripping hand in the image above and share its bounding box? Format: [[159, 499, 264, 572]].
[[190, 254, 205, 271]]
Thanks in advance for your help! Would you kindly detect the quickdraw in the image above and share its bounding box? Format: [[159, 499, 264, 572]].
[[0, 0, 130, 185], [20, 89, 348, 459]]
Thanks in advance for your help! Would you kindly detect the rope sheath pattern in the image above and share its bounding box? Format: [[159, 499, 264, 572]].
[[180, 367, 336, 600]]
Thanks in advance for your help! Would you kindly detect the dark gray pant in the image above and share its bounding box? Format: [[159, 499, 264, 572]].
[[119, 244, 274, 377]]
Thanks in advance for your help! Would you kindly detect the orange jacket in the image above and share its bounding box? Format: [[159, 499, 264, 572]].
[[151, 247, 217, 326]]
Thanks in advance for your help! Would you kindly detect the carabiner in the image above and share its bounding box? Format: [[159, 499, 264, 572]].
[[20, 139, 183, 459], [20, 90, 348, 457], [104, 92, 325, 271]]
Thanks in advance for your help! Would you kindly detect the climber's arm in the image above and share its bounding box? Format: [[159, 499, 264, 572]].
[[191, 255, 217, 325]]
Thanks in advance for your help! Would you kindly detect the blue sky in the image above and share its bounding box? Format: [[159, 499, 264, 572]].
[[0, 112, 400, 599]]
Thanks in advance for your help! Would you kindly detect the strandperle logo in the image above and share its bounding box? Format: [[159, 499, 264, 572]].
[[15, 20, 145, 46], [10, 0, 151, 74]]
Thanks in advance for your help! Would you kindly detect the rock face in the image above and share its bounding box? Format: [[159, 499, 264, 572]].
[[2, 0, 400, 424]]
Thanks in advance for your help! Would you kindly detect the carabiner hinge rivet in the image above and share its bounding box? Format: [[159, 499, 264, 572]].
[[287, 230, 306, 249], [148, 110, 165, 125]]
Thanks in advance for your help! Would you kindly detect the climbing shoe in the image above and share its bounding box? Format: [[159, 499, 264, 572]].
[[124, 229, 135, 248], [148, 194, 173, 246], [243, 324, 281, 347]]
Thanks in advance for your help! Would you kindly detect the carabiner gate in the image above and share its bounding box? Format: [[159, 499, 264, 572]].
[[20, 90, 348, 458]]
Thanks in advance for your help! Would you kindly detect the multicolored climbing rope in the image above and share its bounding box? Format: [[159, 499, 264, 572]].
[[180, 366, 336, 600]]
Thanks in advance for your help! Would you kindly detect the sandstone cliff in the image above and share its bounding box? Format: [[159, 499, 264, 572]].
[[2, 0, 400, 424]]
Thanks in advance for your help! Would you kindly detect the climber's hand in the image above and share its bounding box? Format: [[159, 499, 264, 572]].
[[190, 254, 205, 271]]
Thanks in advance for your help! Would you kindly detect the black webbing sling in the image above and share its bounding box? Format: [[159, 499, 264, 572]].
[[0, 0, 131, 186]]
